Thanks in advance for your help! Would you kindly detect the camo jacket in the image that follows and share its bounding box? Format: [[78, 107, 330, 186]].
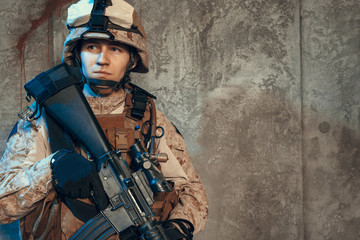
[[0, 89, 208, 239]]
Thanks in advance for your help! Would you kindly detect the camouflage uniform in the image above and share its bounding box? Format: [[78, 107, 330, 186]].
[[0, 89, 208, 238]]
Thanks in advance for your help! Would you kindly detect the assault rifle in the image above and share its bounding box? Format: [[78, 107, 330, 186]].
[[23, 64, 172, 240]]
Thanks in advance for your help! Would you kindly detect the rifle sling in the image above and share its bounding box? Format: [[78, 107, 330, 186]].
[[46, 112, 100, 221], [63, 197, 98, 223], [46, 112, 75, 152]]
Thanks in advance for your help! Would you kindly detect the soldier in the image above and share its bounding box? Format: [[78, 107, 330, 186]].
[[0, 0, 208, 239]]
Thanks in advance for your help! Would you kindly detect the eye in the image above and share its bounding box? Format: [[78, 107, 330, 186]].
[[88, 44, 98, 50], [111, 46, 122, 52]]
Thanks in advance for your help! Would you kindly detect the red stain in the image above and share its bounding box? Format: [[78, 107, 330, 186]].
[[16, 0, 74, 108]]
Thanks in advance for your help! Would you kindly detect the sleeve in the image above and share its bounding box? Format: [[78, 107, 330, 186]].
[[156, 111, 208, 233], [0, 115, 54, 224]]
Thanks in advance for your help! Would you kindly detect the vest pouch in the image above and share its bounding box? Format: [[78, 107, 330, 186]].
[[97, 114, 140, 166], [115, 129, 128, 150]]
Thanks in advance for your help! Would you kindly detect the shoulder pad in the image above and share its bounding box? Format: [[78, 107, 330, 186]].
[[7, 122, 19, 141], [128, 82, 157, 99], [171, 122, 183, 138]]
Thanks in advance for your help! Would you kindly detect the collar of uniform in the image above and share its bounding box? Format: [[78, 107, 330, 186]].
[[83, 84, 126, 114]]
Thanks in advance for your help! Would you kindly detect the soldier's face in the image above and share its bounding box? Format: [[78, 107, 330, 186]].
[[80, 39, 132, 82]]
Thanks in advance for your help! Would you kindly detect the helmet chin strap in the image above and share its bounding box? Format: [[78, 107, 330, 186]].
[[87, 74, 131, 96], [78, 51, 135, 96]]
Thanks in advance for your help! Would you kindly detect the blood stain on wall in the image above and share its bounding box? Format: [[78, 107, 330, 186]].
[[16, 0, 74, 108]]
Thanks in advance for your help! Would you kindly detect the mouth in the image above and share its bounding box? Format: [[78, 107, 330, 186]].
[[94, 71, 111, 75]]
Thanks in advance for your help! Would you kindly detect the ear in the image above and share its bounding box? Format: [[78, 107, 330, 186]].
[[131, 52, 139, 70]]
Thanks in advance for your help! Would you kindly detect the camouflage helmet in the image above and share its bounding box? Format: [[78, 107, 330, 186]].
[[62, 0, 148, 73]]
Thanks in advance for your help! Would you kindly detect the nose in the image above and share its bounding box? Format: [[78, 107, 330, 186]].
[[96, 49, 110, 65]]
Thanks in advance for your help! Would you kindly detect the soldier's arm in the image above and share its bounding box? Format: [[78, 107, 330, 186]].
[[0, 114, 53, 224], [156, 111, 209, 233]]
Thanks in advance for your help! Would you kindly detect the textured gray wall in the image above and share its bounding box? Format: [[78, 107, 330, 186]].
[[0, 0, 359, 239], [302, 1, 360, 239]]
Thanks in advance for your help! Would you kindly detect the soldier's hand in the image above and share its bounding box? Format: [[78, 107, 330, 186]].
[[161, 219, 194, 240], [50, 149, 109, 210]]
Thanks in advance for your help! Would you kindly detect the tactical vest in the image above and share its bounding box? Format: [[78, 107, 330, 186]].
[[20, 84, 178, 240], [96, 85, 152, 167], [96, 85, 179, 221]]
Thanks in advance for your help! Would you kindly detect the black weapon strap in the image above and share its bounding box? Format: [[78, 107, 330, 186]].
[[46, 110, 101, 223], [46, 112, 74, 152]]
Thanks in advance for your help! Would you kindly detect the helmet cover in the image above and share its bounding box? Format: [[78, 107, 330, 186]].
[[62, 0, 148, 73]]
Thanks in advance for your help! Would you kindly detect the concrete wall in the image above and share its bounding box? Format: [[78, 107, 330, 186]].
[[0, 0, 359, 239]]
